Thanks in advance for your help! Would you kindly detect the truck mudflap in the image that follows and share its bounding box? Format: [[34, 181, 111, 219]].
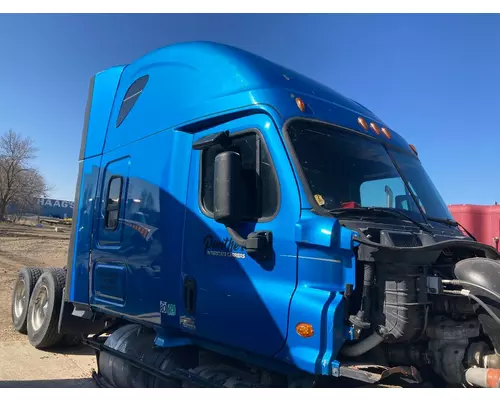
[[58, 288, 106, 336]]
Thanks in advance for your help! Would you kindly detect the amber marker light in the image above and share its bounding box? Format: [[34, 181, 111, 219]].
[[358, 117, 368, 131], [381, 127, 392, 139], [370, 122, 381, 135], [409, 144, 418, 156], [296, 322, 314, 338], [296, 97, 306, 112]]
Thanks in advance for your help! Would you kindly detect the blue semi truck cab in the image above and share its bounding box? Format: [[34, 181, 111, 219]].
[[11, 41, 500, 388]]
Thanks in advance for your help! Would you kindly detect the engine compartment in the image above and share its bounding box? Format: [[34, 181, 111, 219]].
[[339, 220, 500, 387]]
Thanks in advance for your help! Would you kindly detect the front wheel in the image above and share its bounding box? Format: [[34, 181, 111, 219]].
[[26, 268, 66, 349]]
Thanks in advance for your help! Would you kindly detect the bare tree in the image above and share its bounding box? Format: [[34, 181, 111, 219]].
[[0, 130, 49, 221]]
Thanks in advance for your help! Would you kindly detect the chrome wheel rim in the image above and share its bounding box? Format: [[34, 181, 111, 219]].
[[13, 278, 27, 319], [31, 284, 49, 331]]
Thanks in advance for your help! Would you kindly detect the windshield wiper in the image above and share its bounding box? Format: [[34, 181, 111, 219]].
[[326, 206, 433, 234], [426, 216, 477, 241]]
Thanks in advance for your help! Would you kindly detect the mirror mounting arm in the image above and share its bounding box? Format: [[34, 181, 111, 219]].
[[226, 226, 273, 262], [192, 130, 231, 151], [226, 226, 248, 248]]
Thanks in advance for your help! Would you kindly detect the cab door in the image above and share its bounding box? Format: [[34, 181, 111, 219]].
[[181, 114, 300, 357]]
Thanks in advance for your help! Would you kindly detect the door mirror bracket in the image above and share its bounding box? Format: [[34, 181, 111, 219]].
[[226, 227, 273, 262]]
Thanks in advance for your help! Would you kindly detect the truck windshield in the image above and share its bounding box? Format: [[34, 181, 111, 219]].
[[286, 119, 453, 223]]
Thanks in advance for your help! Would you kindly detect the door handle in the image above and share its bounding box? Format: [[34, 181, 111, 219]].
[[183, 276, 197, 315]]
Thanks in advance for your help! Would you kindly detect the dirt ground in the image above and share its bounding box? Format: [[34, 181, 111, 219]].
[[0, 222, 97, 387]]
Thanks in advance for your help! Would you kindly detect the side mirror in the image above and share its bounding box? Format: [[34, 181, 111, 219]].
[[211, 148, 273, 263], [395, 194, 410, 210], [213, 150, 244, 226]]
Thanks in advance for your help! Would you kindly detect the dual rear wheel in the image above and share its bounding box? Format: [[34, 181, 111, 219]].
[[11, 267, 81, 349], [11, 267, 43, 334]]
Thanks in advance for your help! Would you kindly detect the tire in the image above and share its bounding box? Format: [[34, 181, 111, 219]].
[[152, 347, 197, 388], [61, 334, 83, 347], [26, 268, 66, 349], [98, 324, 197, 387], [11, 267, 44, 334]]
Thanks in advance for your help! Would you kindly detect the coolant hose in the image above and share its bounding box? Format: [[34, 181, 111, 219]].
[[349, 263, 374, 329], [361, 263, 374, 316], [340, 331, 384, 358]]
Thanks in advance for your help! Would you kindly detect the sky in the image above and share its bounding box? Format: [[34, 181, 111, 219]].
[[0, 13, 499, 205]]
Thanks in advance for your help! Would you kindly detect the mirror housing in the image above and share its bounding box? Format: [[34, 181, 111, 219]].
[[213, 150, 244, 226], [395, 194, 410, 210]]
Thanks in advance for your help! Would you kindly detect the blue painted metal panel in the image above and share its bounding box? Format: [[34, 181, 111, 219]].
[[89, 130, 193, 327], [276, 290, 346, 374], [101, 41, 409, 156], [274, 210, 359, 374], [67, 66, 124, 303], [68, 159, 101, 303], [84, 66, 125, 159], [182, 113, 300, 357]]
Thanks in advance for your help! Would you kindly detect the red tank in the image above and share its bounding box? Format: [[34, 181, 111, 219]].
[[448, 204, 500, 250]]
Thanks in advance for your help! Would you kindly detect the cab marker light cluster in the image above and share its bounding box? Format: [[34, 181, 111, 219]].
[[358, 117, 392, 139]]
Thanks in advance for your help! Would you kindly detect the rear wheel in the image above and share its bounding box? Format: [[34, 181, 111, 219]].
[[11, 267, 44, 334], [26, 268, 66, 349]]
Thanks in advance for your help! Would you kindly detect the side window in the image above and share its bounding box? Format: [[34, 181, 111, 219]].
[[105, 176, 123, 230], [116, 75, 149, 128], [200, 131, 279, 221]]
